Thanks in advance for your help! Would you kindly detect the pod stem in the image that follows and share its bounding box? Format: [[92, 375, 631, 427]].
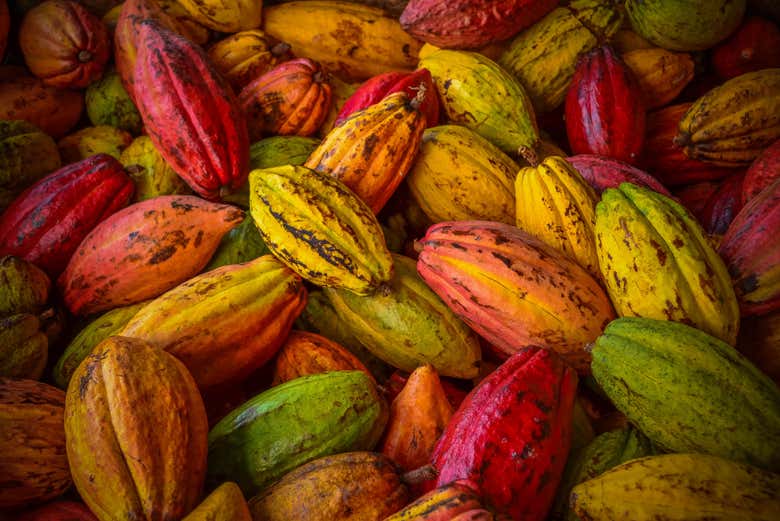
[[518, 145, 539, 167], [401, 464, 438, 485], [672, 132, 690, 147], [271, 42, 292, 57], [409, 83, 427, 110], [219, 185, 233, 200]]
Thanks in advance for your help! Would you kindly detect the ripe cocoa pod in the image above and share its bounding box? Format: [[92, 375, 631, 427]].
[[0, 255, 50, 317], [16, 501, 98, 521], [0, 120, 61, 211], [0, 154, 134, 277], [712, 16, 780, 80], [176, 0, 261, 32], [742, 138, 780, 205], [567, 154, 671, 196], [0, 313, 48, 379], [699, 172, 745, 235], [65, 336, 209, 520], [85, 70, 143, 134], [272, 330, 373, 385], [208, 30, 292, 90], [382, 481, 485, 521], [57, 125, 134, 163], [58, 195, 243, 316], [621, 47, 695, 110], [182, 482, 251, 521], [120, 136, 192, 202]]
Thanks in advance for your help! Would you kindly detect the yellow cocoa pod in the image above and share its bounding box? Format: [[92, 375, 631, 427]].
[[57, 125, 133, 163], [249, 165, 394, 295], [406, 124, 518, 224], [182, 482, 251, 521], [176, 0, 262, 33], [207, 30, 291, 90], [622, 47, 695, 110], [515, 156, 599, 276]]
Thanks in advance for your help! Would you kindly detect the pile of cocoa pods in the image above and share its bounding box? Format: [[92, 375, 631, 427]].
[[1, 0, 779, 520]]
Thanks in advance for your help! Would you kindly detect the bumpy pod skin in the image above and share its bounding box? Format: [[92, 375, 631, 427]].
[[323, 254, 481, 379], [305, 91, 425, 214], [416, 220, 615, 372], [0, 154, 134, 278], [0, 378, 70, 509], [207, 371, 388, 497], [674, 69, 780, 166], [431, 347, 578, 521], [419, 49, 539, 157], [248, 165, 393, 295], [595, 182, 740, 344], [571, 454, 780, 521], [133, 19, 249, 200], [247, 452, 409, 521], [65, 336, 208, 521], [58, 195, 244, 316], [406, 124, 518, 225], [719, 178, 780, 316], [591, 317, 780, 471], [120, 255, 307, 389], [515, 156, 599, 276], [499, 0, 623, 113]]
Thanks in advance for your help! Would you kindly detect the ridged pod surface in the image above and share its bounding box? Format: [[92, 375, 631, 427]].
[[566, 154, 671, 196], [0, 378, 69, 509], [0, 120, 61, 211], [719, 178, 780, 316], [416, 221, 615, 372], [382, 481, 484, 521], [515, 156, 599, 276], [207, 371, 388, 497], [262, 1, 422, 82], [595, 182, 740, 344], [119, 255, 307, 389], [621, 47, 695, 109], [272, 330, 372, 385], [419, 49, 539, 157], [571, 454, 780, 520], [498, 0, 623, 113], [674, 69, 780, 166], [0, 314, 48, 380], [565, 45, 646, 165], [625, 0, 746, 52], [591, 317, 780, 471], [406, 124, 518, 225], [0, 255, 50, 317], [133, 19, 249, 200], [305, 91, 425, 214], [239, 58, 332, 141], [323, 254, 481, 379], [431, 347, 578, 520], [207, 30, 292, 90], [399, 0, 556, 50], [182, 482, 251, 521], [248, 165, 393, 295], [699, 171, 745, 235], [248, 452, 409, 521], [551, 427, 655, 521], [742, 139, 780, 205], [65, 336, 208, 521], [175, 0, 261, 32], [58, 195, 243, 316], [0, 154, 134, 277]]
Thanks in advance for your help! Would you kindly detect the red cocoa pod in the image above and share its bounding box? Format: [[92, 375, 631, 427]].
[[719, 178, 780, 317], [133, 19, 249, 201], [642, 103, 736, 186], [700, 171, 746, 235], [239, 58, 332, 141], [58, 195, 244, 316], [400, 0, 557, 50], [17, 501, 98, 521], [336, 68, 440, 128], [742, 138, 780, 206], [430, 347, 578, 521], [712, 16, 780, 80], [0, 154, 133, 277], [674, 181, 721, 222], [565, 45, 646, 165], [567, 154, 671, 196]]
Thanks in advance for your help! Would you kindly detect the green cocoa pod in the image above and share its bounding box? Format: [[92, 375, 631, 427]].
[[0, 120, 61, 210], [499, 0, 623, 113], [119, 136, 191, 201], [551, 427, 656, 521], [222, 136, 321, 208], [0, 313, 48, 379], [205, 217, 269, 271], [626, 0, 746, 52], [323, 254, 482, 379], [52, 301, 147, 389], [571, 398, 596, 453], [85, 70, 143, 134], [295, 290, 392, 382], [57, 125, 133, 163], [592, 317, 780, 471], [207, 370, 388, 497], [0, 256, 50, 317]]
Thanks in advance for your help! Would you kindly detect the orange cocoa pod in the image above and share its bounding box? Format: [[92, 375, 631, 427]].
[[381, 364, 454, 472], [272, 330, 373, 385], [19, 0, 110, 88], [239, 58, 332, 141], [208, 30, 293, 91], [0, 66, 84, 139]]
